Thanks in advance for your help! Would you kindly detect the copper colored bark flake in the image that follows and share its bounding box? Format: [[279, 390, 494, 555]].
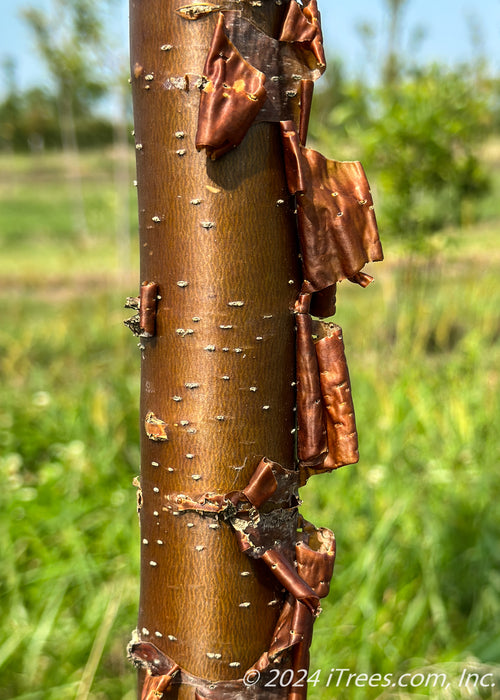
[[349, 270, 374, 287], [309, 283, 337, 319], [281, 121, 383, 293], [296, 519, 336, 598], [279, 0, 326, 71], [281, 125, 306, 194], [261, 548, 319, 614], [315, 323, 359, 471], [295, 316, 360, 482], [139, 281, 159, 337], [196, 9, 328, 160], [294, 290, 355, 474], [196, 13, 267, 159], [252, 517, 335, 677], [124, 282, 159, 338], [144, 412, 169, 442], [164, 458, 299, 522], [222, 11, 315, 125], [295, 312, 327, 465], [279, 523, 334, 700]]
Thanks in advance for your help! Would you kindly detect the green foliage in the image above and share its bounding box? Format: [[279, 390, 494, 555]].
[[358, 65, 492, 247], [312, 64, 494, 251], [310, 59, 372, 142], [0, 293, 140, 700]]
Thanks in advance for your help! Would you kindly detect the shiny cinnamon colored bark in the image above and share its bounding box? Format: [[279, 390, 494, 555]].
[[130, 1, 299, 696]]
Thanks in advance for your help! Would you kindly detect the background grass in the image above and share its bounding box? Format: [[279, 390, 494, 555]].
[[1, 146, 499, 699]]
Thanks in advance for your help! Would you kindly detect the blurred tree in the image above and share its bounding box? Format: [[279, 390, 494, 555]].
[[0, 86, 117, 152], [357, 64, 492, 248], [22, 0, 112, 148], [310, 58, 372, 154], [0, 57, 20, 152], [2, 56, 17, 97], [383, 0, 409, 85], [22, 0, 116, 237], [0, 87, 61, 151]]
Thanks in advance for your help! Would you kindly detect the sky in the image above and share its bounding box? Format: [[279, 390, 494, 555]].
[[1, 0, 500, 98]]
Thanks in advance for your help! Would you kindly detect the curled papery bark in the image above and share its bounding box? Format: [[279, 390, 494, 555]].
[[314, 322, 359, 472], [195, 13, 267, 159], [280, 120, 383, 294], [295, 312, 327, 466]]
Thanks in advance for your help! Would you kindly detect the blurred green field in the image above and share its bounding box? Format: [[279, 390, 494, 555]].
[[1, 149, 499, 699]]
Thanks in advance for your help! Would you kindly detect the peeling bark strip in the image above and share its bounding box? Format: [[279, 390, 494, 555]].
[[163, 457, 298, 516], [196, 4, 327, 160], [295, 311, 327, 465], [139, 282, 159, 337], [279, 0, 325, 70], [281, 120, 383, 294], [141, 666, 180, 699], [124, 282, 159, 337], [298, 79, 314, 148], [195, 13, 267, 159], [315, 322, 358, 471], [295, 313, 358, 482], [129, 0, 382, 697]]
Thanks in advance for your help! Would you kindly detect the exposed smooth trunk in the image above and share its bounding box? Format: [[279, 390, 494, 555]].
[[130, 1, 299, 694]]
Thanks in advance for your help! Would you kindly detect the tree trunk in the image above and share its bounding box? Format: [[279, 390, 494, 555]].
[[129, 2, 299, 697], [127, 2, 382, 698]]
